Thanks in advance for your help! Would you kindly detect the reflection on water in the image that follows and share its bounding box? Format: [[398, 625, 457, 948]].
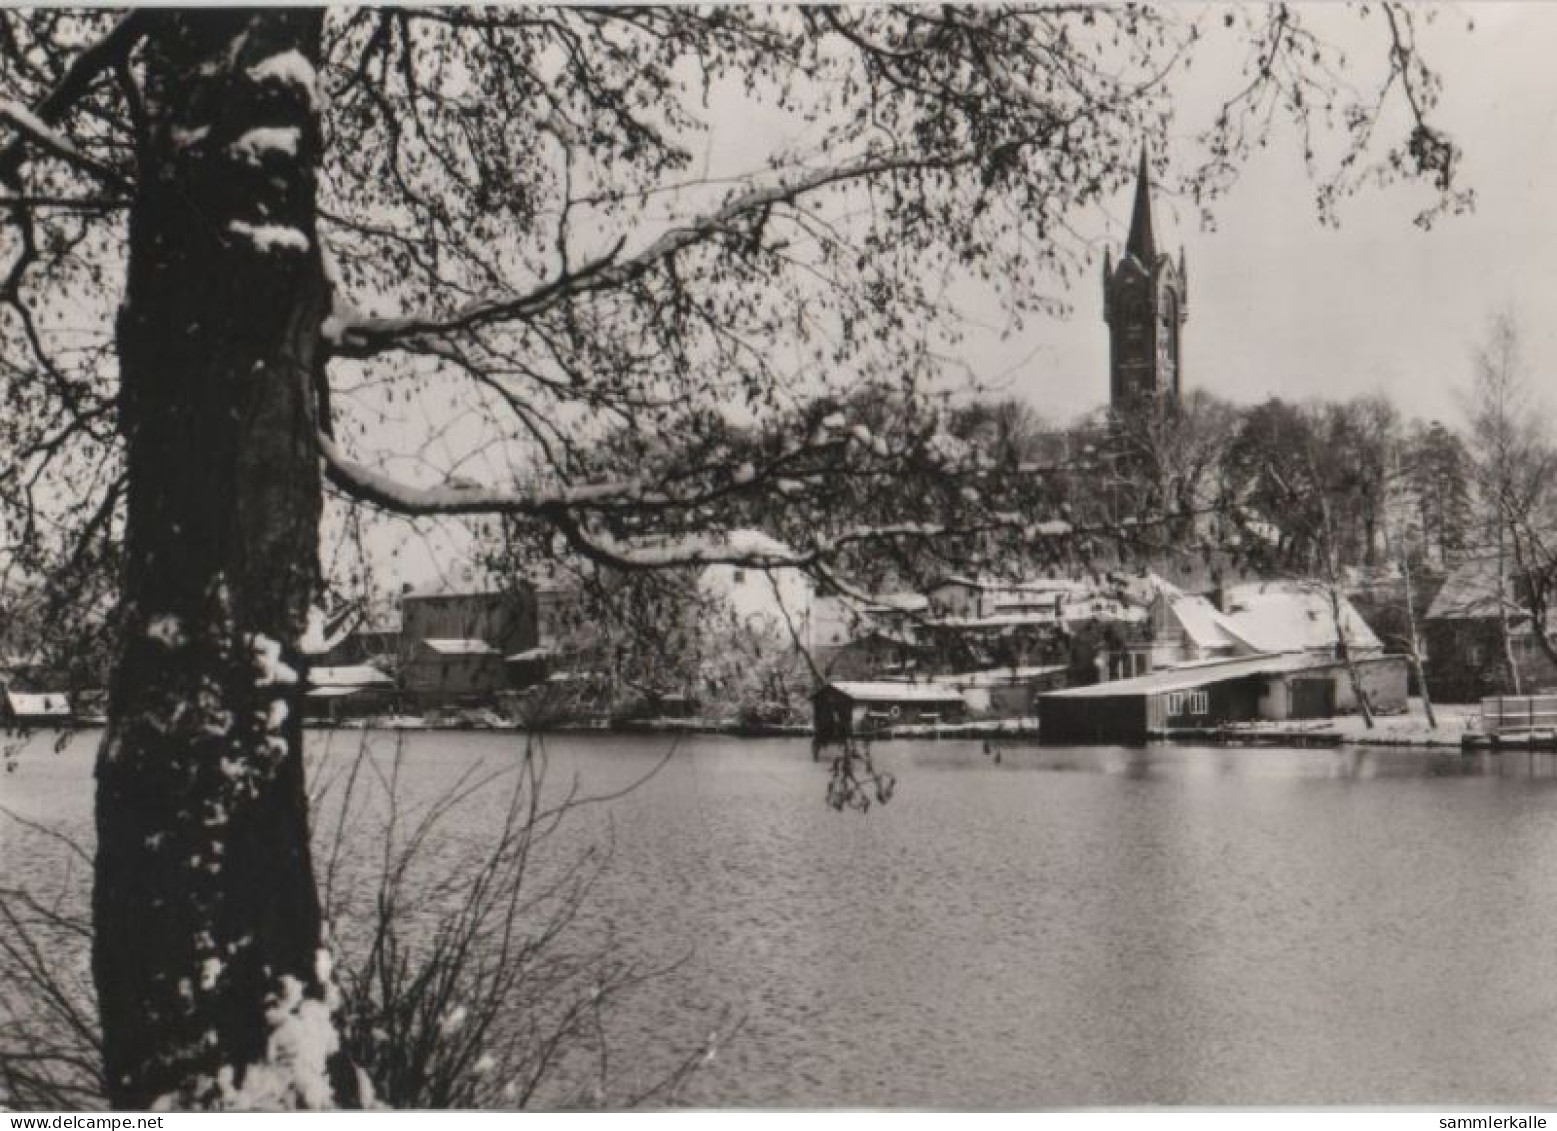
[[7, 730, 1557, 1106]]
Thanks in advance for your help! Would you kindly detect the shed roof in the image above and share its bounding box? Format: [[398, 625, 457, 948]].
[[309, 664, 393, 688], [1041, 652, 1320, 699], [7, 691, 70, 717], [931, 665, 1068, 689], [822, 681, 967, 705], [422, 638, 499, 656]]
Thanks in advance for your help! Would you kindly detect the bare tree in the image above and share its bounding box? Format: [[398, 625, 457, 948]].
[[0, 4, 1466, 1110], [1463, 312, 1553, 694], [1385, 442, 1437, 729]]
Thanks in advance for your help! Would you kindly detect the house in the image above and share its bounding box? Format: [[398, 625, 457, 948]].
[[813, 681, 967, 743], [811, 591, 928, 674], [400, 582, 538, 708], [1422, 555, 1557, 702], [925, 575, 1086, 622], [821, 628, 925, 680], [316, 612, 403, 670], [1142, 577, 1252, 668], [403, 637, 508, 709]]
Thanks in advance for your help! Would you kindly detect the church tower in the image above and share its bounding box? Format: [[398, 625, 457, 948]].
[[1102, 145, 1187, 413]]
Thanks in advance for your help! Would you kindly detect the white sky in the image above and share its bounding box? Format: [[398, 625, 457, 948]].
[[980, 2, 1557, 427]]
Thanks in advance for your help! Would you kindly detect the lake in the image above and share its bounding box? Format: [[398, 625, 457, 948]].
[[6, 729, 1557, 1107]]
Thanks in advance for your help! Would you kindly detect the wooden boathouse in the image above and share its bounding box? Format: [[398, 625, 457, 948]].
[[1037, 652, 1408, 745], [813, 681, 968, 743]]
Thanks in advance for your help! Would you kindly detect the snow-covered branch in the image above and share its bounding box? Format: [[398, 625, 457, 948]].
[[319, 432, 654, 516], [323, 147, 980, 359], [0, 11, 146, 188], [0, 101, 129, 192]]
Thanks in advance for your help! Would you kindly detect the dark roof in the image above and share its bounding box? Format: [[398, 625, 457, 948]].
[[1426, 555, 1507, 621], [1125, 143, 1157, 264]]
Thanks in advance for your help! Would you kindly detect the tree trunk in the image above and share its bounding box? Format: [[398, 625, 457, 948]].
[[94, 11, 354, 1110], [1497, 522, 1523, 695], [1397, 542, 1437, 730], [1329, 583, 1376, 729]]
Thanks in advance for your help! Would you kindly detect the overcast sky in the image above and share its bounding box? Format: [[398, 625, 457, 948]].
[[993, 2, 1557, 428], [380, 2, 1555, 587]]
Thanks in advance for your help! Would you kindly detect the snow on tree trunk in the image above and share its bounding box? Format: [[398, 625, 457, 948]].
[[93, 11, 355, 1110]]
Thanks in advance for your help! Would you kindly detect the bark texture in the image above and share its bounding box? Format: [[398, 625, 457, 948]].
[[93, 10, 350, 1109]]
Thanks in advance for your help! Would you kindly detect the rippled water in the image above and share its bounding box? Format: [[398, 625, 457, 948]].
[[8, 730, 1557, 1106]]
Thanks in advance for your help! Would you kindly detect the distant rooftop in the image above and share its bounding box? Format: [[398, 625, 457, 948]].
[[422, 638, 499, 656], [822, 681, 967, 704]]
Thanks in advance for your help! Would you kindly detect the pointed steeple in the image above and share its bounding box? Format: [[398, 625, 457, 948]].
[[1125, 143, 1157, 265]]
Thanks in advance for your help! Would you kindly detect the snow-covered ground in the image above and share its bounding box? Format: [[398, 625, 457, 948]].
[[1225, 698, 1480, 748]]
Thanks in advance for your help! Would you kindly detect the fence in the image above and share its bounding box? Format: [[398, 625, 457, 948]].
[[1481, 695, 1557, 736]]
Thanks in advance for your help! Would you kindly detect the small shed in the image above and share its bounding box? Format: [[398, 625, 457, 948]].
[[813, 681, 967, 743], [305, 664, 396, 721], [5, 691, 73, 726]]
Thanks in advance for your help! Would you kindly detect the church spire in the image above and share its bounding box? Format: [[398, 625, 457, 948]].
[[1125, 143, 1157, 264]]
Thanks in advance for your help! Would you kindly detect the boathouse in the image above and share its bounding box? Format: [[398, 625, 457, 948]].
[[304, 663, 397, 721], [813, 681, 967, 742], [1037, 652, 1408, 744], [3, 690, 72, 726]]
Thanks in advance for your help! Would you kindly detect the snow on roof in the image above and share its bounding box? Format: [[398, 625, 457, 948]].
[[1110, 571, 1186, 605], [1219, 581, 1381, 653], [927, 613, 1060, 629], [823, 681, 968, 704], [1167, 593, 1250, 652], [422, 638, 499, 656], [306, 686, 367, 699], [309, 664, 393, 688], [1425, 556, 1514, 622], [1042, 652, 1322, 699], [505, 646, 552, 663], [7, 691, 70, 717], [931, 665, 1068, 689]]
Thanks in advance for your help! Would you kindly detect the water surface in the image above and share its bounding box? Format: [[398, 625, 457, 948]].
[[6, 730, 1557, 1106]]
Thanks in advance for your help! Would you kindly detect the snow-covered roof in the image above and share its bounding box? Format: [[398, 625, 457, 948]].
[[1219, 582, 1381, 653], [931, 665, 1068, 689], [926, 613, 1057, 629], [1166, 593, 1251, 652], [7, 691, 70, 717], [309, 664, 393, 688], [505, 646, 552, 663], [822, 681, 967, 704], [1043, 652, 1322, 699], [422, 638, 499, 656], [306, 686, 367, 699]]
